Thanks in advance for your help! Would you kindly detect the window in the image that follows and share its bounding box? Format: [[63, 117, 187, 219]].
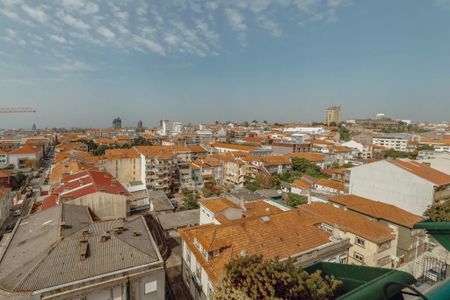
[[378, 240, 391, 252], [355, 237, 365, 248], [213, 249, 220, 257], [339, 254, 347, 264], [196, 264, 202, 281], [377, 255, 391, 267], [144, 281, 157, 294], [186, 249, 191, 267], [354, 251, 364, 262]]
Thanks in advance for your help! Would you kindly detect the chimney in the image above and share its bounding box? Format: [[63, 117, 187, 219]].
[[100, 232, 110, 242], [80, 238, 89, 261]]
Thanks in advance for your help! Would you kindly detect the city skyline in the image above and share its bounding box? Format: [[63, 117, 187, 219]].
[[1, 0, 450, 128]]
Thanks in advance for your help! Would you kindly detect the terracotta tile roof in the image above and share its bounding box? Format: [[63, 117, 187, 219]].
[[391, 159, 450, 185], [43, 171, 130, 210], [8, 145, 40, 155], [312, 140, 334, 146], [299, 203, 395, 244], [101, 148, 140, 160], [243, 137, 268, 143], [243, 201, 282, 218], [211, 143, 259, 151], [321, 168, 346, 176], [329, 194, 422, 229], [315, 179, 345, 191], [188, 145, 207, 153], [203, 157, 222, 167], [200, 197, 241, 214], [50, 161, 99, 184], [179, 209, 329, 283], [93, 138, 115, 145], [287, 152, 326, 162], [292, 178, 312, 190]]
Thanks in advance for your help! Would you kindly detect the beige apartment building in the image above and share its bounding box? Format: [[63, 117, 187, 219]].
[[100, 148, 144, 186], [326, 106, 341, 125], [299, 203, 397, 268]]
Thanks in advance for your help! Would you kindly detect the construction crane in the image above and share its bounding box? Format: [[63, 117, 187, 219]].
[[0, 107, 36, 113]]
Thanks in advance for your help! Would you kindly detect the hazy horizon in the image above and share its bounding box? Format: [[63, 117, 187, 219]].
[[1, 0, 450, 129]]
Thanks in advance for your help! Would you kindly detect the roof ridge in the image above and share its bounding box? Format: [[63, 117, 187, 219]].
[[111, 234, 159, 261]]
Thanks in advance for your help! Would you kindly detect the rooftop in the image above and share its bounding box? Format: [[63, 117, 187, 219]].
[[0, 204, 161, 293], [329, 194, 422, 229], [299, 203, 396, 244], [179, 209, 333, 283], [391, 159, 450, 186]]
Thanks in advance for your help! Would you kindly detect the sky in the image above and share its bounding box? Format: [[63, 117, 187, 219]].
[[1, 0, 450, 129]]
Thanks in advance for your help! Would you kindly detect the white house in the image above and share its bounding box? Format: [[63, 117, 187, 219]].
[[349, 159, 450, 215], [342, 140, 372, 159]]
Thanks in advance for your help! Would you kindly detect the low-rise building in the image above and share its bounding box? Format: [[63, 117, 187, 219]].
[[7, 145, 43, 170], [299, 203, 397, 268], [313, 178, 346, 195], [349, 159, 450, 215], [42, 170, 131, 219], [180, 209, 351, 299], [100, 148, 145, 187], [373, 133, 418, 152], [0, 204, 165, 299], [327, 194, 425, 264]]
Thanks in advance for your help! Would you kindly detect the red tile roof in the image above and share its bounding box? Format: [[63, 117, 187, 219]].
[[43, 171, 130, 210], [8, 145, 40, 155], [299, 203, 395, 244], [329, 194, 422, 229], [391, 160, 450, 186]]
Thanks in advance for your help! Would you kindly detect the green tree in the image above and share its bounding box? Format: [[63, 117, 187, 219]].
[[214, 255, 342, 300], [424, 201, 450, 222], [244, 180, 261, 192], [286, 193, 308, 207], [15, 172, 27, 185], [338, 125, 350, 142]]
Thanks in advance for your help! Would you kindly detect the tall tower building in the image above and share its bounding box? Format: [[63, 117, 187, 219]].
[[326, 106, 341, 126], [137, 120, 143, 129], [112, 117, 122, 129]]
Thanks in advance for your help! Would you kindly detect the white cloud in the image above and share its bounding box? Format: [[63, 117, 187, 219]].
[[46, 59, 94, 72], [1, 0, 355, 62], [134, 35, 166, 55], [58, 12, 90, 31], [49, 34, 67, 44], [97, 26, 116, 40], [21, 4, 48, 23]]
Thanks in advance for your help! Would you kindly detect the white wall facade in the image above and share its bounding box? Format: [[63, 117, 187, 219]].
[[349, 161, 435, 215]]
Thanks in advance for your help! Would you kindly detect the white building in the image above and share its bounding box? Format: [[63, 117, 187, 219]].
[[342, 140, 372, 159], [372, 133, 417, 152], [349, 159, 450, 215], [159, 119, 183, 136]]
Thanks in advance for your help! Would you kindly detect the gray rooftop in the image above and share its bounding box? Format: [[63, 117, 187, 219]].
[[225, 188, 265, 202], [255, 189, 281, 199], [0, 204, 161, 293], [148, 191, 174, 212], [157, 209, 200, 231]]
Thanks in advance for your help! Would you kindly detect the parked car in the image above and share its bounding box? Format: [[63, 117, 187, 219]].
[[5, 223, 14, 233], [13, 209, 22, 217]]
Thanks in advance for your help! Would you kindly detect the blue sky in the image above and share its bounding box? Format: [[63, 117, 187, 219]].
[[1, 0, 450, 128]]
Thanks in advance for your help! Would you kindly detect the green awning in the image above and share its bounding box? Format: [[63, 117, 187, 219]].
[[305, 262, 416, 300], [413, 220, 450, 251]]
